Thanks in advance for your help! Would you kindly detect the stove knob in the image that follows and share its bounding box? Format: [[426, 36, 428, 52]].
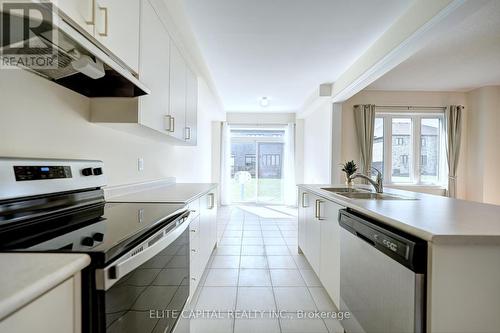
[[81, 168, 93, 176], [93, 232, 104, 242], [81, 237, 95, 247], [92, 167, 103, 176]]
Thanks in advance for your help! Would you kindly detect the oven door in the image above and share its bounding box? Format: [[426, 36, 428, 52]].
[[96, 211, 191, 333]]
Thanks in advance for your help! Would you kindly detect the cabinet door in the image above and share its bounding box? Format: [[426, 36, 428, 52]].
[[298, 190, 308, 253], [319, 201, 342, 307], [50, 0, 94, 35], [0, 278, 75, 333], [185, 67, 198, 145], [138, 0, 170, 133], [95, 0, 140, 73], [207, 191, 218, 249], [199, 193, 217, 266], [169, 42, 187, 141], [307, 194, 321, 275], [199, 194, 211, 269]]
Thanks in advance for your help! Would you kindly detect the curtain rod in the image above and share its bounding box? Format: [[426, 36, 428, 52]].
[[374, 105, 447, 110]]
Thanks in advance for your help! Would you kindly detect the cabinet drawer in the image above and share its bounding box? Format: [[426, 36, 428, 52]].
[[189, 216, 200, 237], [188, 199, 200, 218]]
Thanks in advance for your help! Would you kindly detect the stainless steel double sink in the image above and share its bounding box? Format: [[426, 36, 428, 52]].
[[321, 187, 417, 200]]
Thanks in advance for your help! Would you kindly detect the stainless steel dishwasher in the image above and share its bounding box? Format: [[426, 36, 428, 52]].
[[339, 209, 427, 333]]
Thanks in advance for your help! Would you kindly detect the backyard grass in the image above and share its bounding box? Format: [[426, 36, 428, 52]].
[[230, 178, 283, 203]]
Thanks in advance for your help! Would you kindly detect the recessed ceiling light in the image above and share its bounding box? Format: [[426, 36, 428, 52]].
[[260, 97, 269, 107]]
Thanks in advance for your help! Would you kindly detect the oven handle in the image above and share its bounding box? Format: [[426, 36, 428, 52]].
[[95, 209, 192, 291]]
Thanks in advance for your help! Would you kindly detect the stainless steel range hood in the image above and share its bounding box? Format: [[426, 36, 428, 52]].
[[0, 3, 150, 97]]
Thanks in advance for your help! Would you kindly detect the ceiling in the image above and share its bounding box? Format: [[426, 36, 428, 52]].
[[368, 0, 500, 92], [183, 0, 412, 112]]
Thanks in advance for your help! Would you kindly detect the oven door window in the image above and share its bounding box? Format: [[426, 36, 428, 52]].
[[105, 228, 189, 333]]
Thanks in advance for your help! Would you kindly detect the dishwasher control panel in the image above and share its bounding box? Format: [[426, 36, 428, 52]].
[[339, 209, 426, 273]]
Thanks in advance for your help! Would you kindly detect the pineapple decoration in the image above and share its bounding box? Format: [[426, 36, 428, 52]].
[[340, 161, 358, 187]]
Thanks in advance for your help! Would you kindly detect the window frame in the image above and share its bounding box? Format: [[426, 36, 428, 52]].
[[375, 112, 446, 186]]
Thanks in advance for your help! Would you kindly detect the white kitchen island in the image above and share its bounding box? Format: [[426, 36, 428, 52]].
[[298, 184, 500, 333]]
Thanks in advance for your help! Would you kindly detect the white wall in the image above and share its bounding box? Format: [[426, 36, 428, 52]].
[[300, 101, 333, 184], [340, 90, 468, 198], [0, 69, 223, 187], [226, 112, 296, 124], [466, 86, 500, 205]]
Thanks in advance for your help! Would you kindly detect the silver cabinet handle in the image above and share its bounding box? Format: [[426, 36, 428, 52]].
[[191, 249, 197, 253], [170, 117, 175, 133], [85, 0, 96, 25], [315, 199, 319, 219], [185, 127, 191, 140], [301, 192, 308, 208], [163, 115, 172, 132], [208, 193, 215, 209], [98, 6, 109, 37], [315, 200, 324, 220]]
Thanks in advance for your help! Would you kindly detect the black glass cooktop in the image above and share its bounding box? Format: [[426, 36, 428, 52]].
[[0, 201, 186, 266]]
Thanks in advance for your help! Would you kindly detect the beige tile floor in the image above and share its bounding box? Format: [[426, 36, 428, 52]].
[[175, 205, 344, 333]]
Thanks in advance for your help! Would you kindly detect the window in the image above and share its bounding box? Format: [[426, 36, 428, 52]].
[[392, 118, 412, 182], [401, 154, 409, 165], [230, 155, 235, 176], [261, 154, 280, 167], [373, 114, 446, 185], [245, 154, 256, 167], [372, 118, 384, 174]]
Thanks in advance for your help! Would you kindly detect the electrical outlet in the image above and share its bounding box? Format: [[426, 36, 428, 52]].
[[138, 158, 144, 172]]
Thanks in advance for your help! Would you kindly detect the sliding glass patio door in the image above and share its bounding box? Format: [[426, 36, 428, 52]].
[[230, 128, 285, 204]]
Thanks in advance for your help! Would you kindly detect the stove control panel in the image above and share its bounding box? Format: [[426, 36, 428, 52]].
[[0, 158, 106, 201], [14, 165, 73, 181]]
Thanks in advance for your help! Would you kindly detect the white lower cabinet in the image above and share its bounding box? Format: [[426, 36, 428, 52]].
[[189, 190, 218, 299], [319, 199, 342, 307], [0, 276, 81, 333], [306, 194, 321, 274], [298, 188, 343, 308]]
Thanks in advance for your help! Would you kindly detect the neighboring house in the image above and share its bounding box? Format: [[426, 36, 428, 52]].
[[230, 142, 283, 179], [372, 122, 439, 178]]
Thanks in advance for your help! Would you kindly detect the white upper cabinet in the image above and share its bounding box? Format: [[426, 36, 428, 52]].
[[50, 0, 95, 35], [138, 0, 170, 133], [185, 67, 198, 145], [52, 0, 140, 73], [94, 0, 140, 73], [89, 0, 199, 144], [169, 42, 187, 141]]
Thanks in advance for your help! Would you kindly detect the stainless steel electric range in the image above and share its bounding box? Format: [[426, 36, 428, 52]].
[[0, 157, 192, 333]]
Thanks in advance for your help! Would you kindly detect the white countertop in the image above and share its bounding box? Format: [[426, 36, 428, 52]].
[[299, 184, 500, 244], [0, 253, 90, 320], [107, 182, 218, 204]]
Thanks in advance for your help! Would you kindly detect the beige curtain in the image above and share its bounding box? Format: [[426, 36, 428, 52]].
[[445, 105, 463, 198], [353, 104, 376, 176]]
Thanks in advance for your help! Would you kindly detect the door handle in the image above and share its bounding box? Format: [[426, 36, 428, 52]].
[[85, 0, 96, 25], [98, 6, 109, 37], [301, 192, 308, 208], [185, 127, 191, 140]]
